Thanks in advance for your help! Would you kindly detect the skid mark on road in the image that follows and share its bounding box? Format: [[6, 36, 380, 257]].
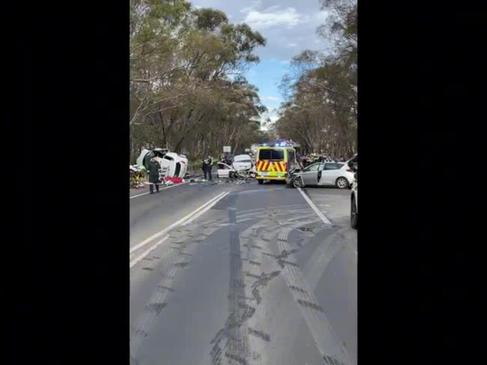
[[302, 227, 352, 291], [235, 207, 353, 365], [131, 266, 178, 359], [208, 205, 299, 364], [273, 222, 352, 365], [132, 187, 354, 364], [131, 218, 225, 363]]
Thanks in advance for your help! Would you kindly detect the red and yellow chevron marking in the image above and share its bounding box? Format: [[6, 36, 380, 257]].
[[256, 160, 287, 172]]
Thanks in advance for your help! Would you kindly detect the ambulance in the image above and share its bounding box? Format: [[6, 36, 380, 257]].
[[255, 143, 299, 184]]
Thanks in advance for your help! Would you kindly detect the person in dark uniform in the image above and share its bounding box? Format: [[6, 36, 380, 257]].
[[206, 155, 213, 181], [148, 157, 161, 194], [202, 158, 208, 180]]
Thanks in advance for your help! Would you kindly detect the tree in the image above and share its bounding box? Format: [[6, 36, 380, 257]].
[[129, 0, 266, 162], [275, 0, 357, 158]]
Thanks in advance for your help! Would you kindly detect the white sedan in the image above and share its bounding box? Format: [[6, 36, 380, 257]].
[[289, 161, 355, 189], [216, 162, 235, 179]]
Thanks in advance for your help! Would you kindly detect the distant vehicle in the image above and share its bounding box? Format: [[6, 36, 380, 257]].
[[232, 154, 252, 172], [255, 145, 298, 184], [287, 161, 355, 189], [136, 148, 188, 179], [217, 161, 255, 179], [216, 162, 234, 179], [160, 152, 188, 179]]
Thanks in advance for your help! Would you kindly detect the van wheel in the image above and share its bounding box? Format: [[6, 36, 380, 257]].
[[258, 179, 263, 185]]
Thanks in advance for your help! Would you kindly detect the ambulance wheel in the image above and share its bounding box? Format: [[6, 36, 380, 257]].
[[258, 179, 264, 184]]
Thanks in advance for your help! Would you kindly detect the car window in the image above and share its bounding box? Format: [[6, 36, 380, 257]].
[[258, 149, 284, 160], [234, 155, 251, 162], [304, 163, 320, 172], [324, 163, 340, 170]]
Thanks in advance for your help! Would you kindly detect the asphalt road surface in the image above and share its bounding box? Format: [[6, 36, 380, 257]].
[[130, 180, 357, 365]]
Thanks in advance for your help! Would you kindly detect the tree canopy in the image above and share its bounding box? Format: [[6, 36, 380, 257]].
[[275, 0, 357, 158], [130, 0, 267, 162]]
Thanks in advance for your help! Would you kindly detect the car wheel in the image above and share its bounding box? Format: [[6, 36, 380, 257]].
[[351, 195, 358, 229], [258, 179, 264, 185], [293, 177, 304, 188], [336, 177, 349, 189]]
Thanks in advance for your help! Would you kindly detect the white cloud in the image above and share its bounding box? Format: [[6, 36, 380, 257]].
[[243, 7, 306, 30], [286, 42, 297, 48], [240, 0, 263, 14], [260, 108, 280, 129]]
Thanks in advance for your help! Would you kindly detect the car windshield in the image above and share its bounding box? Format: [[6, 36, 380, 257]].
[[304, 163, 321, 172], [258, 149, 284, 160]]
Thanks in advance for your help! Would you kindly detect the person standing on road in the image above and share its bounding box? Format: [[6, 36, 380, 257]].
[[202, 156, 213, 181], [148, 157, 161, 194], [201, 158, 208, 180], [206, 155, 213, 181]]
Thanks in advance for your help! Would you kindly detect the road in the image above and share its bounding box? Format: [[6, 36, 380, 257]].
[[130, 180, 357, 365]]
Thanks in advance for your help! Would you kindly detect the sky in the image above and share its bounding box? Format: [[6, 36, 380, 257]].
[[191, 0, 329, 126]]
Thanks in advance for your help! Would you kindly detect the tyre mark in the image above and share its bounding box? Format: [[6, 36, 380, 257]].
[[248, 327, 271, 342], [174, 261, 190, 268], [323, 354, 346, 365], [277, 259, 299, 269], [210, 208, 251, 365], [146, 302, 167, 316], [131, 218, 226, 362], [249, 271, 281, 305], [297, 299, 324, 313], [157, 285, 175, 292], [274, 225, 353, 365], [131, 265, 178, 358], [289, 285, 309, 295], [245, 272, 261, 280]]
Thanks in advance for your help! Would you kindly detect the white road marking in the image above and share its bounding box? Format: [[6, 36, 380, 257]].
[[130, 191, 228, 257], [129, 182, 190, 199], [130, 235, 169, 268], [297, 187, 332, 225], [182, 192, 229, 225]]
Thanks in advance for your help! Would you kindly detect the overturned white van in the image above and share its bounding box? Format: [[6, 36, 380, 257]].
[[136, 148, 188, 179]]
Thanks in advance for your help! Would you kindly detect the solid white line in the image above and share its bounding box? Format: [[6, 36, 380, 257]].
[[297, 187, 332, 225], [182, 192, 229, 226], [129, 191, 228, 254], [129, 182, 190, 200], [130, 235, 169, 268]]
